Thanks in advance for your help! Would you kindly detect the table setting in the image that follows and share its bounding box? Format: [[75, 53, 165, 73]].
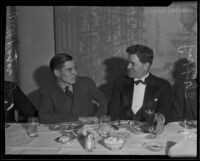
[[4, 116, 197, 156]]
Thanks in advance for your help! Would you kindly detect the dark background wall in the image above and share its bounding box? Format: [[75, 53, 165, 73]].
[[5, 3, 197, 108]]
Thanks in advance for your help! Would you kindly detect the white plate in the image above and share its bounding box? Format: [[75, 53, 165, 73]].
[[113, 120, 130, 130], [48, 122, 83, 132], [142, 141, 162, 152], [130, 126, 144, 134]]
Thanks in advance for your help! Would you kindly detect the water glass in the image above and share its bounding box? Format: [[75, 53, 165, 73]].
[[99, 115, 111, 137], [144, 109, 156, 125], [27, 117, 39, 137], [144, 109, 156, 138]]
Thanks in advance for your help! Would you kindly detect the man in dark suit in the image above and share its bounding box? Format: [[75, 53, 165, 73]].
[[171, 58, 197, 122], [4, 81, 37, 123], [109, 44, 173, 133], [172, 78, 197, 121], [38, 53, 108, 124]]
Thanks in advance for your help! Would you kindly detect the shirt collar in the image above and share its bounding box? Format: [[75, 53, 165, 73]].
[[134, 72, 149, 82], [56, 81, 72, 92]]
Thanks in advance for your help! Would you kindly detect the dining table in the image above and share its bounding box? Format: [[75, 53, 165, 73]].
[[4, 121, 197, 156]]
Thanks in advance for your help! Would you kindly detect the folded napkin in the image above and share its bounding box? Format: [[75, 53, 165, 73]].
[[168, 136, 197, 157]]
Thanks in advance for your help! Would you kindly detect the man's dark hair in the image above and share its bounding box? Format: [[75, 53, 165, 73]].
[[49, 53, 73, 72], [126, 44, 154, 66]]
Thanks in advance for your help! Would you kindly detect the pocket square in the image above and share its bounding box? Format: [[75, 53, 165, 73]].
[[154, 98, 158, 102]]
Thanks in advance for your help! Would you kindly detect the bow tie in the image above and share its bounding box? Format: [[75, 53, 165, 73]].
[[134, 79, 146, 85]]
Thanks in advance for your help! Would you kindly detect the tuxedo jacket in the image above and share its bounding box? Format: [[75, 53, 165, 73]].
[[38, 76, 108, 124], [171, 79, 197, 121], [4, 81, 37, 122], [109, 73, 173, 123]]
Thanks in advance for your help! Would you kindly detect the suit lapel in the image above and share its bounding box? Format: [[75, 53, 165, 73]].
[[53, 84, 73, 113], [143, 74, 158, 110], [186, 80, 197, 119], [70, 77, 83, 116], [123, 76, 134, 108]]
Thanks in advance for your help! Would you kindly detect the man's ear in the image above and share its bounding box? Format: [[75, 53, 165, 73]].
[[54, 69, 60, 77], [144, 62, 150, 70]]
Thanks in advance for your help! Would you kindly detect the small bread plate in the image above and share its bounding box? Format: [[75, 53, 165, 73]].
[[129, 120, 145, 134], [112, 120, 132, 130], [55, 132, 76, 144], [49, 122, 83, 132], [142, 141, 162, 152]]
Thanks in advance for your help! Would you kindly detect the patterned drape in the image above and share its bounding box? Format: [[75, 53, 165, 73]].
[[54, 4, 197, 87], [54, 7, 145, 86], [78, 7, 146, 84], [4, 6, 19, 120], [4, 6, 18, 83]]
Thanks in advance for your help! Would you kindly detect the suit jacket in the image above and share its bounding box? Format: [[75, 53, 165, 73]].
[[38, 76, 108, 124], [109, 73, 173, 123], [171, 79, 197, 121], [4, 81, 37, 123]]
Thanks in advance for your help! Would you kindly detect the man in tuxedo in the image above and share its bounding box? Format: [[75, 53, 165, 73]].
[[109, 44, 173, 133], [38, 53, 107, 124]]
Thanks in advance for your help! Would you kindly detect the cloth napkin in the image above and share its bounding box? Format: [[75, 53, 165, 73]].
[[168, 136, 197, 157]]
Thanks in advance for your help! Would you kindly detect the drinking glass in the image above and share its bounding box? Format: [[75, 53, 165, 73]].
[[99, 115, 111, 137], [144, 109, 156, 139], [27, 117, 39, 137]]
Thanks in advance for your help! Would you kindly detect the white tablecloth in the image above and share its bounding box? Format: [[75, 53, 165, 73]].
[[5, 122, 197, 156]]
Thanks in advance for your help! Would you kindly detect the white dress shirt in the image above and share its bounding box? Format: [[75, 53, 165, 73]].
[[131, 73, 149, 114]]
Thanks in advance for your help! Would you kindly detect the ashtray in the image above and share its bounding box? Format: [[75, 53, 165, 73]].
[[142, 142, 162, 152]]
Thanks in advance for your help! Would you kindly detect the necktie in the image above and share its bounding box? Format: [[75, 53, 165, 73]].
[[65, 86, 73, 98], [134, 79, 146, 85]]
